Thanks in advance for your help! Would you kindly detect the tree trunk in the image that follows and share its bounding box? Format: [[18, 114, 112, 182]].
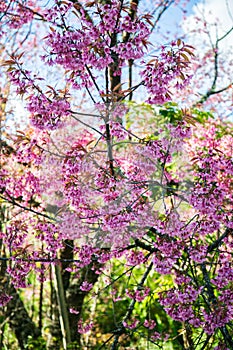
[[2, 284, 41, 349], [66, 263, 101, 345]]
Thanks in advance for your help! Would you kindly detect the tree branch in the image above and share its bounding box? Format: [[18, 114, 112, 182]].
[[110, 261, 153, 350]]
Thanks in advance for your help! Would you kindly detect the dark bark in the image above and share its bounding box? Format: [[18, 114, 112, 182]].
[[0, 281, 41, 349], [61, 239, 74, 290], [66, 262, 101, 344]]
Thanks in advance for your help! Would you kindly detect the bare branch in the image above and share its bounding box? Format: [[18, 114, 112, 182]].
[[111, 261, 153, 350]]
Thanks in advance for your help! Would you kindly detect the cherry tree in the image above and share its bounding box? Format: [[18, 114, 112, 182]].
[[0, 0, 233, 349]]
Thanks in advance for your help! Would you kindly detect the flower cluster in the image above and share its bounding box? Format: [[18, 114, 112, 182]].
[[0, 169, 41, 205], [203, 305, 233, 335], [122, 318, 139, 330], [77, 319, 94, 334], [15, 129, 49, 166], [7, 261, 31, 288], [100, 121, 128, 140], [160, 285, 201, 322], [126, 286, 150, 302], [188, 121, 233, 220], [0, 294, 12, 307], [42, 0, 151, 88], [144, 319, 156, 330], [80, 281, 93, 292], [35, 221, 64, 258], [142, 42, 193, 104], [7, 1, 35, 29], [27, 94, 70, 129]]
